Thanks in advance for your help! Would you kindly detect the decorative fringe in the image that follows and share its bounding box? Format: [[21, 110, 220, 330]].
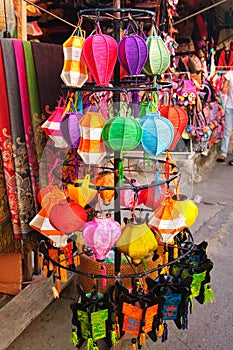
[[162, 323, 168, 342], [204, 283, 216, 303], [139, 331, 146, 346], [114, 321, 121, 339], [59, 252, 68, 282], [157, 323, 164, 337], [131, 338, 137, 350], [87, 337, 94, 350], [69, 328, 79, 347], [111, 329, 119, 346]]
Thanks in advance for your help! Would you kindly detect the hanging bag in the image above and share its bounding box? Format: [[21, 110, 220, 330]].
[[60, 25, 88, 88]]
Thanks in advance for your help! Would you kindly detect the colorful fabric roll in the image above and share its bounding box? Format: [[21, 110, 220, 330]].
[[1, 38, 35, 238]]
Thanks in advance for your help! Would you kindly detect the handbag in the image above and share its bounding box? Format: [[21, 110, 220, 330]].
[[60, 25, 88, 88]]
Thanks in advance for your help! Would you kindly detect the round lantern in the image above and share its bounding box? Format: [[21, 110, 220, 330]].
[[159, 105, 188, 150], [140, 111, 174, 156], [118, 23, 148, 76], [115, 221, 158, 265], [94, 171, 114, 206], [139, 183, 172, 209], [102, 114, 142, 151], [60, 110, 83, 148], [49, 200, 87, 234], [82, 216, 122, 261], [67, 174, 97, 208], [172, 194, 198, 227], [148, 195, 186, 243], [120, 179, 142, 209], [143, 27, 170, 76], [77, 111, 106, 164], [82, 23, 118, 86]]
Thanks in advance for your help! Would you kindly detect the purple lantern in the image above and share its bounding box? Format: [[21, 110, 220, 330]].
[[60, 111, 83, 148], [82, 216, 122, 262], [118, 23, 148, 76]]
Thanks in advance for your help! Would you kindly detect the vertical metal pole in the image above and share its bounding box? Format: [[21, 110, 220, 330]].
[[113, 1, 122, 275]]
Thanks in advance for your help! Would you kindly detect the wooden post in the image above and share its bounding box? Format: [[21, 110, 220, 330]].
[[15, 0, 27, 40]]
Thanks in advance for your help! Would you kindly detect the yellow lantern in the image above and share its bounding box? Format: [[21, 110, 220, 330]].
[[172, 194, 198, 227], [67, 174, 97, 208], [115, 221, 158, 265], [94, 171, 114, 206]]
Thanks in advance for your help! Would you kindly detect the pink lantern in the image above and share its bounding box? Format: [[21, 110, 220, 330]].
[[120, 179, 142, 209], [82, 216, 122, 261]]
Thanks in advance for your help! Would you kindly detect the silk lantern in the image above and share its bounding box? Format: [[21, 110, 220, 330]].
[[159, 105, 188, 150], [116, 221, 158, 265], [120, 179, 142, 209], [172, 194, 198, 227], [139, 183, 172, 210], [49, 200, 87, 234], [118, 23, 148, 75], [67, 174, 97, 208], [77, 110, 106, 164], [82, 23, 118, 86], [60, 110, 83, 148], [149, 195, 186, 243], [140, 110, 174, 156], [94, 171, 114, 206], [102, 114, 142, 151], [82, 216, 122, 261], [143, 27, 170, 76]]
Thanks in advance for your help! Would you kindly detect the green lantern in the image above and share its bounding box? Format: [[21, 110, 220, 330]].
[[143, 27, 170, 76], [102, 111, 142, 151]]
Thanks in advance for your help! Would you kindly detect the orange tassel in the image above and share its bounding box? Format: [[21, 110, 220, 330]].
[[56, 278, 61, 294], [52, 286, 59, 299], [157, 324, 164, 337], [131, 338, 137, 350], [43, 265, 48, 277], [139, 331, 146, 346], [114, 321, 121, 339], [173, 244, 178, 259], [74, 255, 80, 267]]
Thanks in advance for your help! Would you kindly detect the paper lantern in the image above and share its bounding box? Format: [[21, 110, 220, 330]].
[[94, 171, 114, 206], [140, 111, 174, 156], [60, 110, 83, 148], [159, 105, 188, 150], [118, 23, 148, 75], [149, 195, 186, 243], [49, 200, 87, 234], [77, 111, 106, 164], [82, 23, 118, 86], [120, 179, 142, 209], [143, 27, 170, 76], [116, 221, 158, 265], [82, 216, 122, 261], [172, 194, 198, 227], [102, 115, 142, 151], [67, 174, 97, 208]]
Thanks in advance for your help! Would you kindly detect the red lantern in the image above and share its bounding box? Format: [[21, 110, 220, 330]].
[[159, 105, 188, 150], [82, 23, 118, 86], [139, 183, 172, 210], [49, 200, 87, 234]]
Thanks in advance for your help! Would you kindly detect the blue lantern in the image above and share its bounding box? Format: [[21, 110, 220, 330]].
[[140, 111, 174, 156]]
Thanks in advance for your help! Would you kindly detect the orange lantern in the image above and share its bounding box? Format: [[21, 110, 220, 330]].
[[67, 174, 97, 207], [94, 171, 114, 206], [159, 105, 188, 150], [149, 195, 186, 243]]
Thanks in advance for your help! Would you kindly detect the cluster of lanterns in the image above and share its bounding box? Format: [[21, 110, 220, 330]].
[[61, 22, 171, 89]]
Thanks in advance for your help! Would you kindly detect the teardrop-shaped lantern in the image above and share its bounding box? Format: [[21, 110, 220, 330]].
[[67, 174, 97, 207], [102, 113, 142, 151], [143, 27, 170, 76], [149, 195, 186, 243], [172, 194, 198, 227], [140, 110, 174, 156], [82, 23, 118, 86], [82, 216, 122, 261], [118, 23, 148, 75], [77, 110, 106, 164], [60, 110, 83, 148], [159, 105, 188, 150], [94, 171, 114, 206], [49, 200, 87, 234], [116, 221, 158, 265]]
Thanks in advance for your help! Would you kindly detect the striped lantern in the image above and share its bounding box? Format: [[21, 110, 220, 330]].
[[118, 23, 148, 76], [82, 23, 118, 86], [148, 195, 186, 243], [140, 110, 174, 156], [77, 110, 106, 164], [159, 105, 188, 150], [143, 27, 170, 76]]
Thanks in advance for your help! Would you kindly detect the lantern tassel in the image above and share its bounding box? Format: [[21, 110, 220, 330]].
[[131, 338, 137, 350], [101, 265, 107, 289], [111, 329, 119, 346], [52, 285, 59, 299], [139, 331, 146, 346], [157, 323, 164, 337], [114, 320, 121, 339], [162, 323, 168, 342], [59, 252, 68, 282], [69, 328, 79, 347], [204, 283, 216, 303], [87, 336, 94, 350]]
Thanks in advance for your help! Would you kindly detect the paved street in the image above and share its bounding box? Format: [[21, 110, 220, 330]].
[[8, 153, 233, 350]]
